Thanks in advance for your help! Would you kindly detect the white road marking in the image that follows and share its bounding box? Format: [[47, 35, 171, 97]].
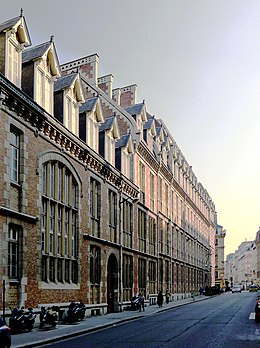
[[249, 312, 255, 319]]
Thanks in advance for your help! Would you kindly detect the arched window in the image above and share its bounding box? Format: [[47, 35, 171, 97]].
[[41, 161, 79, 284]]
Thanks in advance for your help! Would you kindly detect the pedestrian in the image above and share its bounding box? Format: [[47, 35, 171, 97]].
[[165, 289, 171, 304], [138, 293, 145, 312], [199, 287, 204, 296], [157, 290, 163, 307]]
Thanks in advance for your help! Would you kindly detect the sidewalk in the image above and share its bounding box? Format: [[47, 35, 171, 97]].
[[12, 295, 211, 348]]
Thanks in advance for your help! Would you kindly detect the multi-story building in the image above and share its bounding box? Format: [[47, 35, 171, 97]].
[[214, 214, 226, 289], [225, 241, 256, 288], [0, 12, 216, 316]]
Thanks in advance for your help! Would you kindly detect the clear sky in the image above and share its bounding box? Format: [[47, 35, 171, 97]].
[[2, 0, 260, 256]]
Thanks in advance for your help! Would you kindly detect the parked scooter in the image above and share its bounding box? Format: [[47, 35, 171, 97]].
[[66, 301, 86, 322], [0, 316, 11, 348], [255, 296, 260, 322], [131, 296, 141, 311], [39, 306, 59, 329], [9, 307, 36, 333]]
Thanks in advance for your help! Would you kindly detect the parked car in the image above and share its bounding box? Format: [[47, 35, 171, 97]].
[[249, 285, 259, 292], [231, 285, 241, 293]]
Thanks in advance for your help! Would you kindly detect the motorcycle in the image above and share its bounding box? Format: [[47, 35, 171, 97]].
[[66, 301, 86, 322], [9, 307, 36, 333], [39, 306, 59, 329], [131, 296, 141, 311], [0, 316, 11, 348], [255, 296, 260, 322]]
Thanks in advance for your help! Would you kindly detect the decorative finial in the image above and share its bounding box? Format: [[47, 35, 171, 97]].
[[50, 35, 54, 42], [20, 8, 23, 17]]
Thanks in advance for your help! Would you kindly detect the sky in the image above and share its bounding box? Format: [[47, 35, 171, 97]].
[[2, 0, 260, 256]]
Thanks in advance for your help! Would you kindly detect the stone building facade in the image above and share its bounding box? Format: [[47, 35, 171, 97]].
[[0, 12, 216, 316]]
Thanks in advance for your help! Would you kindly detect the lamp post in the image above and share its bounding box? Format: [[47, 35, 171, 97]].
[[2, 279, 6, 324]]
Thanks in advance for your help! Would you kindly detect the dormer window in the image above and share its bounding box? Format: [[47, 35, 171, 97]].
[[65, 93, 77, 135], [36, 67, 53, 114], [122, 148, 130, 177], [7, 40, 20, 86], [0, 15, 31, 87], [54, 73, 84, 136], [87, 114, 99, 152], [99, 116, 119, 165], [106, 131, 114, 165]]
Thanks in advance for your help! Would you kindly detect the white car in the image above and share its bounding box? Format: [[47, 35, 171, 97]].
[[231, 285, 241, 293]]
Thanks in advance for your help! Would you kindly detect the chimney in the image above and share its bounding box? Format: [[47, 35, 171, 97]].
[[112, 88, 121, 105], [119, 84, 137, 108], [98, 74, 114, 98], [60, 54, 99, 86]]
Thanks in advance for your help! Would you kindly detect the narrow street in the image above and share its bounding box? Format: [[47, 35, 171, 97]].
[[44, 292, 260, 348]]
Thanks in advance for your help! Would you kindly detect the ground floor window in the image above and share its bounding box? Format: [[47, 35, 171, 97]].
[[123, 254, 133, 301]]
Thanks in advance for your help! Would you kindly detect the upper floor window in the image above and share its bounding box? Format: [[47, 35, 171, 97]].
[[7, 40, 20, 87], [122, 149, 131, 178], [65, 96, 78, 135], [149, 173, 155, 211], [138, 209, 146, 252], [105, 133, 114, 165], [139, 161, 145, 204], [10, 129, 20, 183], [90, 178, 101, 238], [108, 190, 117, 243], [122, 200, 133, 248], [35, 68, 53, 114], [87, 115, 99, 152]]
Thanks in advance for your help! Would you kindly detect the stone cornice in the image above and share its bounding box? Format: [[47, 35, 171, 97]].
[[137, 141, 160, 172], [0, 73, 139, 199]]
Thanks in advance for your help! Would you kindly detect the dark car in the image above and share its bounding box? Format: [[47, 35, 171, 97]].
[[0, 316, 11, 348]]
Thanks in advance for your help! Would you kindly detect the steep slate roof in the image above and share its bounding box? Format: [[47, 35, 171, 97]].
[[99, 116, 115, 132], [22, 41, 52, 63], [143, 117, 154, 130], [0, 16, 21, 33], [115, 133, 131, 149], [54, 73, 78, 92], [79, 97, 98, 113], [0, 15, 31, 46], [125, 102, 145, 116]]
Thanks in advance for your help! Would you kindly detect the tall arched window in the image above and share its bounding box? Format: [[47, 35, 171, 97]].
[[41, 161, 79, 284]]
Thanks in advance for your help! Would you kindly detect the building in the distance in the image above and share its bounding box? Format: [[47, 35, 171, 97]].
[[225, 241, 257, 288], [214, 213, 226, 289], [0, 12, 216, 316]]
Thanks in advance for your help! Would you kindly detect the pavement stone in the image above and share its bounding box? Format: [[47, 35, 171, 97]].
[[11, 295, 211, 348]]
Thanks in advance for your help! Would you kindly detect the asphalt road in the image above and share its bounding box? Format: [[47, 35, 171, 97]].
[[45, 292, 260, 348]]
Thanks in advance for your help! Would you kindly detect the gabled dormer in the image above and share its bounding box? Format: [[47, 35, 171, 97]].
[[79, 96, 104, 152], [161, 133, 170, 164], [0, 13, 31, 87], [22, 39, 60, 114], [54, 73, 84, 136], [99, 116, 119, 165], [115, 133, 134, 178], [143, 115, 156, 152], [125, 101, 147, 137]]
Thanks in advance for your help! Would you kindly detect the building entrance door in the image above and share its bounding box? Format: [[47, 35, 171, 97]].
[[107, 253, 118, 313]]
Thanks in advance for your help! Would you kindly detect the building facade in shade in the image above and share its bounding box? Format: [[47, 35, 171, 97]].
[[0, 13, 216, 315], [214, 213, 226, 289]]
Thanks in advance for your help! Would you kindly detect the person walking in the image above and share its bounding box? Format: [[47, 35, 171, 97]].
[[157, 290, 163, 307], [165, 289, 171, 304], [138, 293, 145, 312]]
